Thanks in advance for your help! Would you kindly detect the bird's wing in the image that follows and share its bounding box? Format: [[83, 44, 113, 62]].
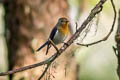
[[36, 27, 57, 53], [49, 27, 57, 40], [44, 27, 57, 55]]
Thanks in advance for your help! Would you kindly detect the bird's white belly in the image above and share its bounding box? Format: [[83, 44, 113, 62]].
[[53, 31, 67, 45]]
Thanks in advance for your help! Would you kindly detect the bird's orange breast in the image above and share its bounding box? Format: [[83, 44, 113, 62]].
[[57, 24, 69, 35]]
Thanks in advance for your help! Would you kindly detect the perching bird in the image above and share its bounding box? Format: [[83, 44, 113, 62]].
[[36, 17, 69, 55]]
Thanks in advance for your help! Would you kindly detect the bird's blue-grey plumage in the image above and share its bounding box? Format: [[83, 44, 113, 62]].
[[36, 27, 57, 53], [49, 27, 57, 40]]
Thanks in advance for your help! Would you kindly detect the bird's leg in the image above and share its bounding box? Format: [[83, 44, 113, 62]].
[[46, 44, 51, 55], [48, 38, 59, 52]]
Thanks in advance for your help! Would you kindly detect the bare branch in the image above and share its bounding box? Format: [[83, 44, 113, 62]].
[[37, 38, 59, 80], [77, 0, 116, 47], [0, 0, 107, 78], [115, 9, 120, 80], [38, 63, 51, 80], [75, 22, 78, 32], [112, 46, 118, 57], [48, 38, 59, 52], [95, 13, 100, 35], [0, 59, 48, 76], [80, 20, 93, 42]]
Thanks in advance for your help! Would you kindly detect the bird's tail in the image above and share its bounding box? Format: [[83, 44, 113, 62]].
[[36, 41, 48, 51]]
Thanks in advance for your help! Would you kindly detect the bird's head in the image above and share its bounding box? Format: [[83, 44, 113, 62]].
[[58, 17, 69, 26]]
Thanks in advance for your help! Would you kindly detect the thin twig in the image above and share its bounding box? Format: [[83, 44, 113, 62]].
[[80, 19, 93, 42], [77, 0, 116, 47], [37, 38, 59, 80], [0, 0, 107, 77], [0, 59, 48, 76], [76, 22, 78, 32], [48, 38, 59, 52], [112, 46, 118, 57], [95, 13, 100, 35], [38, 63, 51, 80]]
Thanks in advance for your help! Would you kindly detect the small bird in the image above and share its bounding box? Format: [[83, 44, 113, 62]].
[[36, 17, 69, 55]]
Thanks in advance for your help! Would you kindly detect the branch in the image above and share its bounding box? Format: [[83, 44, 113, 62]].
[[48, 38, 59, 52], [0, 0, 108, 79], [75, 22, 78, 31], [38, 63, 51, 80], [115, 9, 120, 80], [77, 0, 116, 47]]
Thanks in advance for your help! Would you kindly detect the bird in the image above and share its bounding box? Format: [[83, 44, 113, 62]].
[[36, 17, 69, 55]]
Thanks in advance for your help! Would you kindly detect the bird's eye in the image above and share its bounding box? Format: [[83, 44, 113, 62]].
[[61, 20, 63, 22]]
